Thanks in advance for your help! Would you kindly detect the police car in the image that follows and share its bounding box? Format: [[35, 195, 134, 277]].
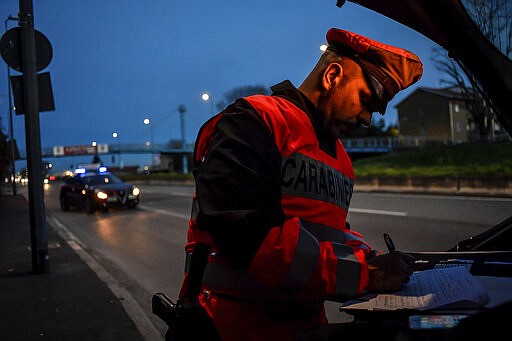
[[59, 164, 140, 213]]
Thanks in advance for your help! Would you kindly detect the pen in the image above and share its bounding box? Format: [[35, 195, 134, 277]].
[[383, 233, 396, 252]]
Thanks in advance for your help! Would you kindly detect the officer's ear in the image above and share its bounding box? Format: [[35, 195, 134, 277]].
[[322, 62, 343, 91]]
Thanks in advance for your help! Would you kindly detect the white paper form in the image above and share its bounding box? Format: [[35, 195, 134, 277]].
[[342, 266, 490, 311]]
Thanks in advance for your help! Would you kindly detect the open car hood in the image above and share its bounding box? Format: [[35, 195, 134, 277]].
[[337, 0, 512, 252]]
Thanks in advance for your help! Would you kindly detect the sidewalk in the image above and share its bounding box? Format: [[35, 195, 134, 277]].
[[0, 192, 146, 340]]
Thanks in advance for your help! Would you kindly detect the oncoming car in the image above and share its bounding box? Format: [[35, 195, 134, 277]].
[[59, 165, 140, 213]]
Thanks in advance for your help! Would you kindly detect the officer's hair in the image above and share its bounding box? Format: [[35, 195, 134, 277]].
[[309, 49, 347, 81]]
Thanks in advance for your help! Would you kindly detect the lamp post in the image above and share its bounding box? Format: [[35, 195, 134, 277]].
[[143, 117, 154, 167], [112, 131, 122, 168], [4, 15, 18, 196], [201, 92, 214, 116]]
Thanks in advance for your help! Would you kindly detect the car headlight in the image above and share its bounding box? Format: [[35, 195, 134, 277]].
[[96, 191, 108, 200], [132, 187, 140, 196]]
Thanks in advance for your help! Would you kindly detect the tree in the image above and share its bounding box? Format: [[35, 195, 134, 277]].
[[431, 0, 511, 141], [216, 84, 270, 110]]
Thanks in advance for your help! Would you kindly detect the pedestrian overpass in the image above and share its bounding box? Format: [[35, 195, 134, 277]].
[[19, 136, 420, 160]]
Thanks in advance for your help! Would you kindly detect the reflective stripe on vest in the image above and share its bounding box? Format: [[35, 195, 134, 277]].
[[195, 221, 320, 299], [281, 152, 353, 212], [191, 220, 363, 299]]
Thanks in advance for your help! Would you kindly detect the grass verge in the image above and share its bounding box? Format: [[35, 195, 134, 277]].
[[352, 142, 512, 177]]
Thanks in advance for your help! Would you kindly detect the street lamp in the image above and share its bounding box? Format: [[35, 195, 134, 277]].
[[143, 117, 154, 167], [201, 92, 215, 116], [112, 131, 122, 168]]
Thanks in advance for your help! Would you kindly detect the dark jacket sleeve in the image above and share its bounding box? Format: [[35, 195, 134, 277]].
[[194, 99, 284, 270]]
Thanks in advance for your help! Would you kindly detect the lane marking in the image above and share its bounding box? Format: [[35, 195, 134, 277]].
[[139, 204, 408, 219], [48, 216, 162, 341], [350, 208, 408, 216], [140, 188, 193, 197], [138, 205, 189, 219]]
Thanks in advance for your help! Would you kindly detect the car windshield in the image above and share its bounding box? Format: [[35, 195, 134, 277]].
[[82, 174, 124, 186]]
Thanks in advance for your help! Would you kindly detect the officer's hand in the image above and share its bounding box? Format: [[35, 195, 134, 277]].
[[366, 251, 415, 292]]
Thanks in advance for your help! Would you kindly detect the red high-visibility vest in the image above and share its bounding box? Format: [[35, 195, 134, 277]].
[[181, 94, 371, 341]]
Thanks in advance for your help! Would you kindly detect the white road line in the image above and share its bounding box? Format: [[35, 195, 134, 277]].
[[138, 204, 408, 219], [138, 205, 189, 219], [350, 208, 408, 216], [364, 192, 512, 202], [48, 216, 162, 341], [140, 189, 193, 197]]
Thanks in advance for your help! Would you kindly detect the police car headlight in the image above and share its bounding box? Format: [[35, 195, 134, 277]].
[[132, 187, 140, 196], [96, 191, 108, 200]]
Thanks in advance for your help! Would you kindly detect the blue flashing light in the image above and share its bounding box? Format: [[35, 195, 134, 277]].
[[98, 166, 108, 173], [74, 168, 86, 174]]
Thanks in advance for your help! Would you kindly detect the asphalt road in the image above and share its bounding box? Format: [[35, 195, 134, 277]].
[[36, 182, 512, 336]]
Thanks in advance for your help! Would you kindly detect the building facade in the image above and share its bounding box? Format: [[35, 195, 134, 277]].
[[395, 87, 472, 144]]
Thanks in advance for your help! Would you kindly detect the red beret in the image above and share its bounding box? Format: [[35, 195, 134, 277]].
[[326, 28, 423, 114]]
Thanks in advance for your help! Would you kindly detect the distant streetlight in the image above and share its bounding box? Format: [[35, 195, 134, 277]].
[[201, 92, 215, 116], [91, 141, 97, 147]]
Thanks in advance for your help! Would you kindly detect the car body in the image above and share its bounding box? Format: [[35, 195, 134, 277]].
[[59, 165, 140, 213]]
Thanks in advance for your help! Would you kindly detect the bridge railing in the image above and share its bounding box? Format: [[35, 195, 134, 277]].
[[341, 136, 397, 149], [30, 137, 429, 159]]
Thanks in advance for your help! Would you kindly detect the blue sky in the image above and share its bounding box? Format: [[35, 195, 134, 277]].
[[0, 1, 444, 172]]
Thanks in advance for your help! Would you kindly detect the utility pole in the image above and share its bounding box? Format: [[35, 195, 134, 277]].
[[19, 0, 49, 274]]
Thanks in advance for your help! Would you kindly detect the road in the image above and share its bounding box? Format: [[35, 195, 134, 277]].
[[39, 182, 512, 338]]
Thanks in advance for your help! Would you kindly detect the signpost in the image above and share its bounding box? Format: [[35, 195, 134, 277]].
[[0, 0, 53, 274]]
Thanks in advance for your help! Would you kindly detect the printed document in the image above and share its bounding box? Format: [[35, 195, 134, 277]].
[[342, 266, 489, 311]]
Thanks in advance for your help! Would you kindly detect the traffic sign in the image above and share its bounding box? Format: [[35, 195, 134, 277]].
[[53, 144, 109, 156], [0, 27, 52, 72]]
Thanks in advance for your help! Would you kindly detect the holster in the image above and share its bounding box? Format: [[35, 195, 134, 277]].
[[152, 244, 221, 341]]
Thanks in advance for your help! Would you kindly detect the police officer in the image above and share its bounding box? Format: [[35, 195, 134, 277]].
[[179, 28, 423, 341]]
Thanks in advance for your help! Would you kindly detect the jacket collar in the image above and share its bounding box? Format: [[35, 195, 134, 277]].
[[271, 80, 337, 155]]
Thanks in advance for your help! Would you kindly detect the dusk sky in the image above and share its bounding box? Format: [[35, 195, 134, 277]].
[[0, 1, 445, 172]]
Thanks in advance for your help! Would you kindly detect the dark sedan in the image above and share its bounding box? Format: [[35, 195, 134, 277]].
[[59, 166, 140, 213]]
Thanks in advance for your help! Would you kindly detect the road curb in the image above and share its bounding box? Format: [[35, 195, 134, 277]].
[[47, 214, 163, 341]]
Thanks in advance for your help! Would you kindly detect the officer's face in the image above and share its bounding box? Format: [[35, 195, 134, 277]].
[[321, 59, 377, 140]]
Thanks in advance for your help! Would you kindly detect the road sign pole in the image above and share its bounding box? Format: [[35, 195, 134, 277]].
[[19, 0, 49, 274], [4, 15, 18, 196]]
